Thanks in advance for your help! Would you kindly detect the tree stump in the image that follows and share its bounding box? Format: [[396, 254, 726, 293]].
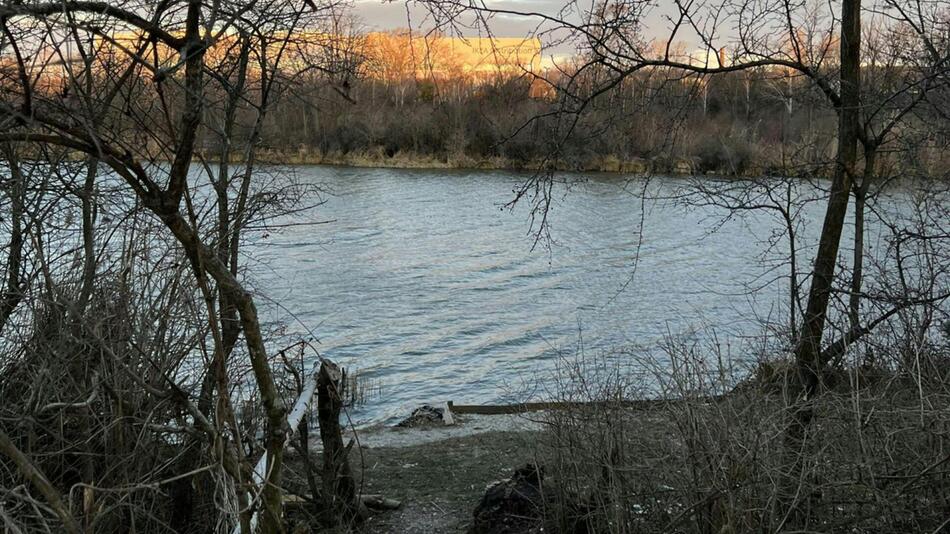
[[317, 360, 367, 524]]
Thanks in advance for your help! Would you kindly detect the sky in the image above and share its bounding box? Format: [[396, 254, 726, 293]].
[[349, 0, 695, 54], [353, 0, 693, 63], [351, 0, 560, 33]]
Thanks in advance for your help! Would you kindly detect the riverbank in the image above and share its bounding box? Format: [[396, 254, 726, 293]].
[[284, 413, 545, 533], [219, 147, 805, 177], [285, 366, 950, 534], [357, 428, 540, 533]]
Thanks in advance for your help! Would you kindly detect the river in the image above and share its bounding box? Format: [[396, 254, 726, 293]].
[[250, 166, 854, 425]]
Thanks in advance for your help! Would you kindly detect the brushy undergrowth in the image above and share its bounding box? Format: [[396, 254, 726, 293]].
[[530, 333, 950, 534]]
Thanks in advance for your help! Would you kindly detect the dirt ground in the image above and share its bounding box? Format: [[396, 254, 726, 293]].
[[355, 429, 541, 533], [282, 413, 545, 533]]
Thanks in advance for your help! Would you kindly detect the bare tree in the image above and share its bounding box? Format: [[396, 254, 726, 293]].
[[0, 1, 357, 532], [414, 0, 950, 382]]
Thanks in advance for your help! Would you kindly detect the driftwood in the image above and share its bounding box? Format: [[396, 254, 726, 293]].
[[317, 360, 368, 523], [361, 494, 402, 511], [446, 398, 697, 415], [284, 493, 400, 510]]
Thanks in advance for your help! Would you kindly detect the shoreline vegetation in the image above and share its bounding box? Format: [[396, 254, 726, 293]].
[[206, 147, 764, 176], [297, 353, 950, 534], [240, 148, 697, 175], [43, 143, 944, 179], [212, 146, 947, 179]]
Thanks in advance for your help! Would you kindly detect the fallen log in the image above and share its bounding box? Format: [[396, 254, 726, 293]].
[[446, 397, 701, 415]]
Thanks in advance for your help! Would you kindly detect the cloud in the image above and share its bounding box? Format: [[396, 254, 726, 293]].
[[349, 0, 706, 51]]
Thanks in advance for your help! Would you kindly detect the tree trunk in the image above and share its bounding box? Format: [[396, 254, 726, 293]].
[[849, 149, 875, 330], [784, 1, 861, 517], [216, 37, 252, 359], [317, 361, 365, 525], [0, 144, 25, 330], [158, 208, 286, 534], [792, 0, 862, 400]]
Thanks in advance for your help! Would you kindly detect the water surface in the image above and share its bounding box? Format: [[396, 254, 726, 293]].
[[251, 167, 826, 424]]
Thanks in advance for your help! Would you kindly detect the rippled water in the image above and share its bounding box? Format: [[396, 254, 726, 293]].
[[250, 166, 829, 424]]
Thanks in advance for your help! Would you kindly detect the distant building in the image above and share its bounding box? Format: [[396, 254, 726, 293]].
[[685, 47, 729, 68]]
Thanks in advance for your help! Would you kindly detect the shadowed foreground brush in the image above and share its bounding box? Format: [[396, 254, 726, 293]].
[[529, 335, 950, 534]]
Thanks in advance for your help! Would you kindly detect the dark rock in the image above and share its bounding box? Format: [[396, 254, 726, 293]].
[[469, 464, 545, 534], [396, 404, 447, 428]]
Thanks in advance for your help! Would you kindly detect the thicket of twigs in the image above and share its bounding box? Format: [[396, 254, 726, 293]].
[[0, 1, 369, 532], [533, 323, 950, 534], [0, 258, 360, 533], [1, 234, 205, 531]]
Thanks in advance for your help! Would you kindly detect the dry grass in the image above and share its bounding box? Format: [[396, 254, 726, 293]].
[[530, 338, 950, 534]]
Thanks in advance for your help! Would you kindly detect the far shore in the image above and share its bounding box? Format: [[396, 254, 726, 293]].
[[51, 145, 853, 178], [203, 147, 810, 178]]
